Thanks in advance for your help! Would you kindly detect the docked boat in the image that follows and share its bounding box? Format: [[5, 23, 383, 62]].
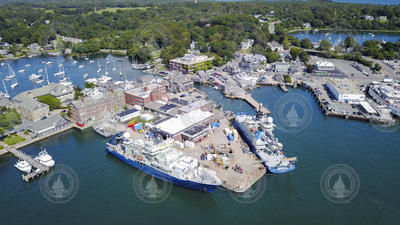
[[46, 61, 53, 65], [78, 65, 84, 69], [89, 60, 94, 63], [18, 69, 25, 73], [25, 64, 31, 67], [10, 82, 18, 89], [85, 78, 97, 83], [106, 133, 222, 192], [34, 149, 55, 167], [38, 68, 44, 73], [232, 112, 296, 174], [83, 73, 88, 78], [14, 160, 32, 173], [29, 73, 41, 80], [36, 79, 43, 84], [93, 124, 117, 138]]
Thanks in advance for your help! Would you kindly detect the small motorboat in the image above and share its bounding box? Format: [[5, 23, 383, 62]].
[[83, 73, 88, 78], [36, 79, 44, 84], [18, 69, 25, 73], [14, 160, 32, 173], [29, 74, 42, 80], [73, 60, 78, 64], [38, 68, 44, 73], [34, 149, 55, 167], [10, 82, 18, 88], [78, 65, 84, 69], [25, 64, 31, 67]]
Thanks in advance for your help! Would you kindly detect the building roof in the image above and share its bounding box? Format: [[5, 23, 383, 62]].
[[359, 102, 377, 114], [28, 114, 69, 132], [155, 108, 213, 135], [124, 83, 165, 98], [116, 108, 139, 117], [170, 53, 213, 66], [70, 90, 123, 110], [316, 61, 334, 68], [178, 99, 209, 113], [328, 78, 363, 95]]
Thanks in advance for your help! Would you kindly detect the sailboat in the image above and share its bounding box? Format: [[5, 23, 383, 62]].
[[119, 61, 122, 76], [2, 79, 9, 99], [5, 64, 16, 81], [54, 65, 65, 77], [112, 59, 117, 71], [97, 58, 101, 73], [10, 77, 18, 89]]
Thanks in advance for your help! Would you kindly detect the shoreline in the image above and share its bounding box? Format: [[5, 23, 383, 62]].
[[287, 28, 400, 34]]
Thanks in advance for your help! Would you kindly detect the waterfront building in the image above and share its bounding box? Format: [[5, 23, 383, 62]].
[[274, 62, 291, 74], [27, 43, 41, 54], [178, 99, 211, 114], [315, 61, 335, 71], [124, 83, 167, 106], [68, 90, 125, 123], [13, 95, 49, 121], [168, 71, 194, 93], [234, 73, 258, 88], [12, 83, 72, 121], [326, 78, 365, 103], [115, 108, 140, 122], [138, 74, 157, 85], [368, 80, 400, 116], [27, 114, 70, 137], [170, 51, 214, 74], [0, 49, 7, 56], [153, 108, 213, 142]]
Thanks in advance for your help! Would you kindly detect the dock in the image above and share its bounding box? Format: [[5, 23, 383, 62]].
[[229, 93, 270, 114], [279, 84, 289, 92], [8, 148, 50, 182]]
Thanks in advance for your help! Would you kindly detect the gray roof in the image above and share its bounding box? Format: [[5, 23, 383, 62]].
[[70, 90, 123, 110], [28, 114, 69, 132], [13, 94, 48, 111]]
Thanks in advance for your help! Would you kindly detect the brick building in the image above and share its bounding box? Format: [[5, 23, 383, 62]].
[[124, 83, 167, 106]]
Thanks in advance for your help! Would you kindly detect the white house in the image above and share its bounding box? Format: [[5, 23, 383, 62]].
[[327, 78, 365, 103], [365, 15, 374, 21], [116, 108, 140, 122]]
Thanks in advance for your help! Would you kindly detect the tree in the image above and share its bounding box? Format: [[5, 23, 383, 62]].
[[344, 36, 355, 48], [290, 47, 302, 60], [320, 40, 332, 52], [74, 86, 83, 100], [266, 52, 279, 63], [84, 82, 95, 89], [372, 63, 382, 72], [283, 74, 292, 83], [300, 38, 313, 49], [300, 51, 309, 64]]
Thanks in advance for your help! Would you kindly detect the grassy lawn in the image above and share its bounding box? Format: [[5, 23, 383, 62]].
[[0, 145, 3, 150], [3, 134, 26, 146]]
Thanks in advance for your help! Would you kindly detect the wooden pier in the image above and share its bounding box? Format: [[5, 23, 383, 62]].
[[8, 149, 50, 182], [279, 84, 289, 92], [231, 93, 270, 114]]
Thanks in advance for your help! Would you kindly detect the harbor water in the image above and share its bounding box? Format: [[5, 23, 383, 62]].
[[0, 56, 400, 224], [290, 30, 400, 46]]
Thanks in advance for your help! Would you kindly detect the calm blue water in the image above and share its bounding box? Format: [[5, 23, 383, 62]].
[[0, 57, 400, 224], [0, 55, 147, 98], [290, 31, 400, 46]]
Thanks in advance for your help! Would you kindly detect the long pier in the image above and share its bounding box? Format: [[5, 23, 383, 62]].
[[8, 149, 50, 182], [229, 93, 270, 114]]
